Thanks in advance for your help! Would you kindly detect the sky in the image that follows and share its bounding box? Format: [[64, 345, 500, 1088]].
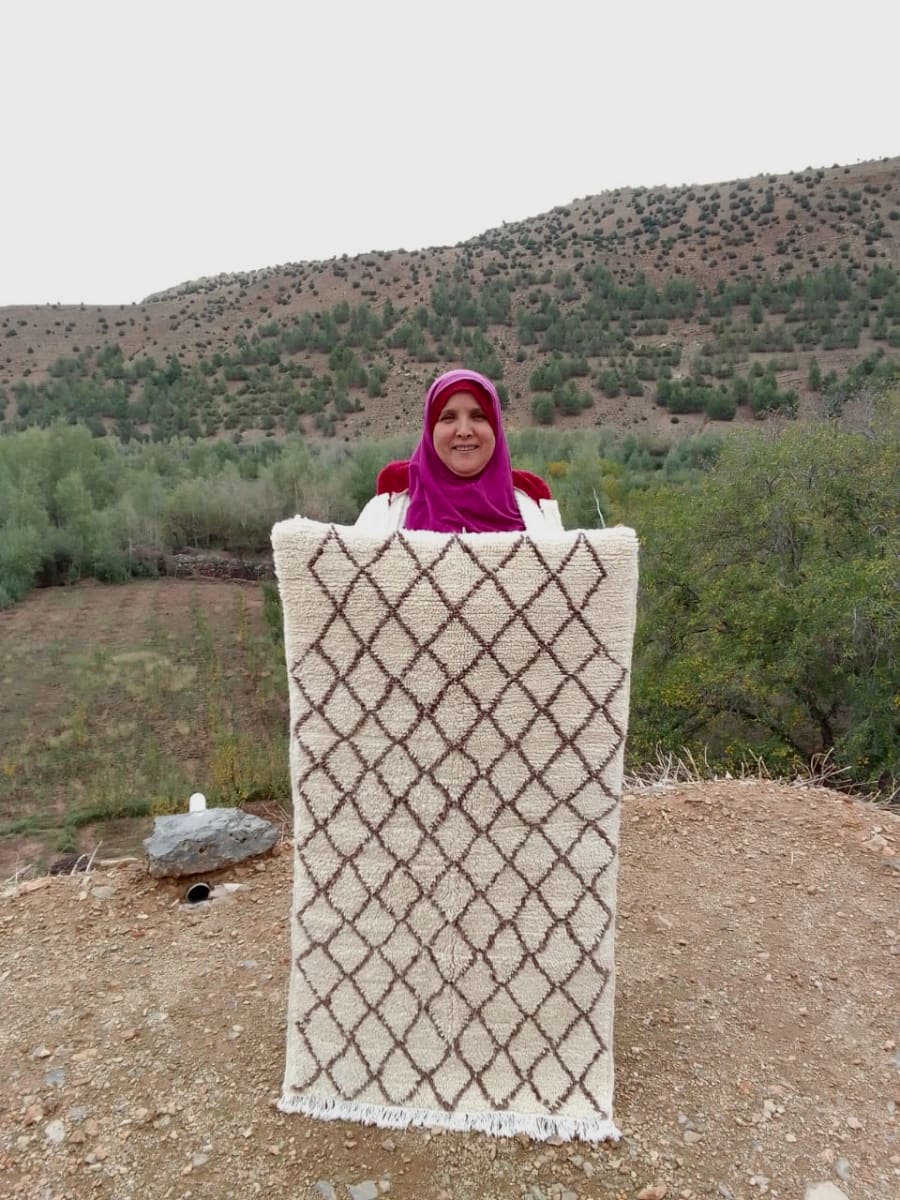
[[3, 0, 898, 307]]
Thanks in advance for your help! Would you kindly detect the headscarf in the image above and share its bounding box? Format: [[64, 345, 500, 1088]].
[[403, 369, 526, 533]]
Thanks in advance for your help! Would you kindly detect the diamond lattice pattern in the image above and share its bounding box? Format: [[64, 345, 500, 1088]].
[[282, 527, 634, 1120]]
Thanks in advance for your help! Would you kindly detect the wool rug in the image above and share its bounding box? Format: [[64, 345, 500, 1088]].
[[272, 518, 639, 1142]]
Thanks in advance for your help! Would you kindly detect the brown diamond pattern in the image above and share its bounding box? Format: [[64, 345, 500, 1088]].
[[276, 523, 638, 1126]]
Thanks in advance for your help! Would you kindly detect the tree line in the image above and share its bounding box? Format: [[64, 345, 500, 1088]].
[[3, 260, 899, 441], [0, 399, 896, 797]]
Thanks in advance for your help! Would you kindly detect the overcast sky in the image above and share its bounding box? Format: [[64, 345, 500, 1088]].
[[3, 0, 897, 306]]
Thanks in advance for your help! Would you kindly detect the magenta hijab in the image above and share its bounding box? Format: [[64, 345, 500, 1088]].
[[404, 369, 525, 533]]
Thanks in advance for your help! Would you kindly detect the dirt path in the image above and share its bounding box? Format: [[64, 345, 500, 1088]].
[[1, 781, 898, 1200]]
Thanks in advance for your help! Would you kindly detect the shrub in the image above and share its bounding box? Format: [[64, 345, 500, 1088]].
[[703, 389, 736, 420], [628, 403, 899, 791], [532, 395, 555, 425]]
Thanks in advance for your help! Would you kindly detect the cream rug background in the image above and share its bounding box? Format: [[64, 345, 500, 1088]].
[[272, 519, 638, 1141]]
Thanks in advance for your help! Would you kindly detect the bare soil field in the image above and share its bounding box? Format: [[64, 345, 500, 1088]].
[[2, 781, 897, 1200], [0, 579, 273, 881]]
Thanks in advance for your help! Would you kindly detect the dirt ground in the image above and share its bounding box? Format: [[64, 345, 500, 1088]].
[[1, 781, 898, 1200]]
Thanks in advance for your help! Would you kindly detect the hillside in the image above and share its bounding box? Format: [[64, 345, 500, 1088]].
[[2, 780, 898, 1199], [2, 157, 899, 443]]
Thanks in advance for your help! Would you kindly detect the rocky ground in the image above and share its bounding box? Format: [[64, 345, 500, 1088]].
[[1, 780, 898, 1200]]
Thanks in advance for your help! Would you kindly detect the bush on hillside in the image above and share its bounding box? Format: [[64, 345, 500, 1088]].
[[628, 393, 899, 795]]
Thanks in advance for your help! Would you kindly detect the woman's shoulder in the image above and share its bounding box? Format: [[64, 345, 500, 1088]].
[[376, 461, 410, 494], [366, 458, 561, 532], [355, 490, 409, 532], [377, 462, 555, 503], [511, 470, 553, 502], [510, 471, 562, 530], [514, 488, 564, 532], [358, 489, 562, 533]]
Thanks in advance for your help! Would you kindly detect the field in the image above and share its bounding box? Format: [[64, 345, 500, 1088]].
[[3, 780, 897, 1198], [0, 578, 287, 880], [2, 567, 898, 1199]]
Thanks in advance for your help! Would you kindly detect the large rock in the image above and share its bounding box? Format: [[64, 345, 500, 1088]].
[[143, 808, 278, 878], [804, 1185, 849, 1200]]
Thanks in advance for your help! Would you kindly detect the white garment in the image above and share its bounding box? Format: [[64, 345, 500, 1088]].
[[354, 489, 564, 535]]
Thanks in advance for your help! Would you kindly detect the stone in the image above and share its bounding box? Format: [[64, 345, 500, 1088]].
[[143, 807, 278, 878], [637, 1186, 668, 1200], [45, 1119, 65, 1145], [348, 1184, 379, 1200], [18, 877, 52, 895], [804, 1186, 849, 1200], [313, 1185, 336, 1200], [683, 1130, 703, 1144], [863, 833, 888, 851], [834, 1159, 851, 1182]]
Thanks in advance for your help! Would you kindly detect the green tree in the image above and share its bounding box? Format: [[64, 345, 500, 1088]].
[[628, 397, 899, 792], [532, 395, 555, 425]]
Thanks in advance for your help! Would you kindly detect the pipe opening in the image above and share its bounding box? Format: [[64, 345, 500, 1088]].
[[185, 881, 211, 904]]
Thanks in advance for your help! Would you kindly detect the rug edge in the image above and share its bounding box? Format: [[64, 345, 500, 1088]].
[[277, 1092, 620, 1144]]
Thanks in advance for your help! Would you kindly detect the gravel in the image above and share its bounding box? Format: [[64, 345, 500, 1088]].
[[1, 781, 897, 1199]]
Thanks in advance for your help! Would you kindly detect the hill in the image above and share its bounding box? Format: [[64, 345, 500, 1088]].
[[1, 157, 899, 443], [2, 780, 898, 1198]]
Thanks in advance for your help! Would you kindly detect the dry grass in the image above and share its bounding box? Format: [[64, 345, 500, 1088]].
[[625, 742, 899, 805], [0, 579, 289, 878]]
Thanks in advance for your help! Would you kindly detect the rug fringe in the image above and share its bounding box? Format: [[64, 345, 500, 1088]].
[[277, 1092, 620, 1143]]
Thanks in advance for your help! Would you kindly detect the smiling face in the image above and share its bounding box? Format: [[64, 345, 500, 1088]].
[[431, 390, 497, 477]]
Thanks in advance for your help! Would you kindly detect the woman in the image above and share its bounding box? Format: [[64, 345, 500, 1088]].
[[355, 369, 563, 533]]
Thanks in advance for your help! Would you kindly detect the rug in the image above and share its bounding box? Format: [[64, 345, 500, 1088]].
[[272, 518, 639, 1141]]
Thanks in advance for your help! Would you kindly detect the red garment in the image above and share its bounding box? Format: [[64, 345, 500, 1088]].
[[377, 461, 552, 503]]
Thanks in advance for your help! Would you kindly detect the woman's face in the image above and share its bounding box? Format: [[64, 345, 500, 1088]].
[[432, 391, 496, 477]]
